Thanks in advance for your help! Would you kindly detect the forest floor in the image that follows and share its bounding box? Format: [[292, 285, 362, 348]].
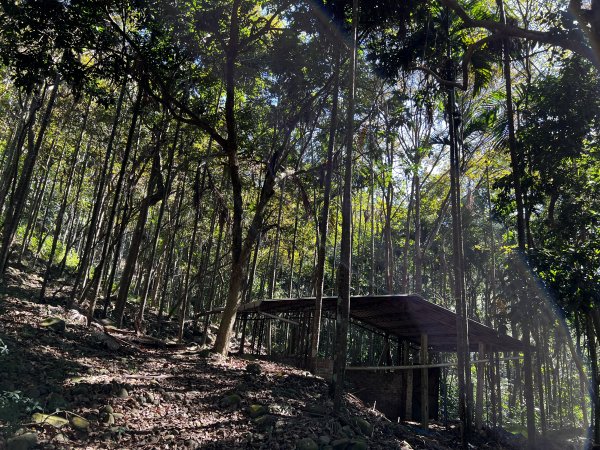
[[0, 264, 589, 450]]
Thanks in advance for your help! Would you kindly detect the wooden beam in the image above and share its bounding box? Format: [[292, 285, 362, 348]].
[[259, 311, 299, 325], [346, 355, 523, 371]]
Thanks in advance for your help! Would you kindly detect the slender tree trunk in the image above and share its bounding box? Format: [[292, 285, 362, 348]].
[[178, 167, 205, 341], [158, 179, 185, 332], [369, 148, 376, 294], [85, 88, 143, 324], [332, 0, 357, 413], [0, 92, 38, 216], [0, 75, 59, 278], [587, 312, 600, 444], [400, 176, 415, 293], [288, 197, 299, 297], [40, 99, 91, 299], [136, 122, 179, 329], [33, 144, 67, 262], [203, 209, 226, 345], [19, 149, 53, 260], [447, 39, 471, 443], [58, 140, 90, 275], [413, 169, 422, 294], [113, 132, 165, 327], [497, 1, 536, 444], [71, 82, 126, 300], [310, 48, 340, 366]]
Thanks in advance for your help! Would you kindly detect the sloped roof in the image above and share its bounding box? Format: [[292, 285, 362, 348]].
[[238, 294, 525, 352]]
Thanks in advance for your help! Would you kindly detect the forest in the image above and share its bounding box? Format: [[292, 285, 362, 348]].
[[0, 0, 599, 449]]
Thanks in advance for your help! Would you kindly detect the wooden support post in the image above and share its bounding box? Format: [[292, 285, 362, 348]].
[[400, 341, 409, 420], [238, 314, 247, 355], [496, 351, 503, 427], [421, 333, 429, 428], [266, 318, 272, 356], [475, 342, 485, 429], [406, 368, 413, 420], [488, 350, 497, 427]]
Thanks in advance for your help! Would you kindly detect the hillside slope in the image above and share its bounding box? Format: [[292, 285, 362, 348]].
[[0, 266, 576, 450]]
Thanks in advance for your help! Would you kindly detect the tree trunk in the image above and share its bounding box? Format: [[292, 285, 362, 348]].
[[413, 170, 422, 294], [158, 179, 185, 332], [587, 312, 600, 444], [447, 48, 471, 443], [40, 99, 91, 299], [0, 75, 59, 278], [332, 0, 357, 414], [85, 87, 142, 322], [0, 91, 38, 216], [178, 167, 205, 341], [113, 133, 165, 327], [136, 121, 179, 329], [310, 47, 340, 366], [71, 82, 126, 300]]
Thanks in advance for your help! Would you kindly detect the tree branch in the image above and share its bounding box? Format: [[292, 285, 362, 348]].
[[410, 35, 496, 91], [439, 0, 598, 67]]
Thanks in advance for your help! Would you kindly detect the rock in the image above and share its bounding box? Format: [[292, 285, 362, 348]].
[[6, 433, 38, 450], [116, 387, 128, 399], [70, 415, 90, 431], [68, 376, 86, 384], [52, 433, 69, 444], [246, 362, 262, 375], [399, 441, 413, 450], [144, 392, 156, 404], [32, 413, 69, 428], [296, 437, 319, 450], [101, 413, 115, 426], [248, 404, 268, 418], [220, 394, 242, 408], [99, 405, 115, 425], [353, 418, 373, 436], [39, 317, 66, 333], [331, 438, 350, 449]]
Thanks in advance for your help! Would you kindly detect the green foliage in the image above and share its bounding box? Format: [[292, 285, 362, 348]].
[[514, 57, 600, 316], [0, 391, 42, 431]]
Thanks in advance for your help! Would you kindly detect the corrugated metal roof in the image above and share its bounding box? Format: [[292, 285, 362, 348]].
[[238, 294, 525, 352]]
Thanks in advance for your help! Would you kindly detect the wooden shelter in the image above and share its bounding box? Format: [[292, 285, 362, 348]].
[[235, 294, 527, 427]]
